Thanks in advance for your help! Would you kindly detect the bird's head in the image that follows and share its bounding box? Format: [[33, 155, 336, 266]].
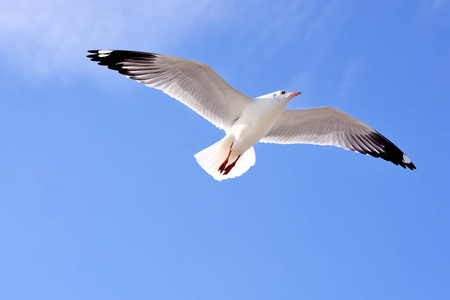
[[271, 90, 301, 102]]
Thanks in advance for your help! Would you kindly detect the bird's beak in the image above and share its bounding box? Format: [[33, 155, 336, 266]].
[[290, 92, 301, 97]]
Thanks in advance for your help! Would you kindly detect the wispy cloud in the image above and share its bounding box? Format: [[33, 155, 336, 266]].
[[221, 0, 349, 49], [418, 0, 449, 23], [423, 0, 449, 12], [335, 57, 366, 104], [0, 0, 120, 78], [0, 0, 231, 79], [0, 0, 352, 83]]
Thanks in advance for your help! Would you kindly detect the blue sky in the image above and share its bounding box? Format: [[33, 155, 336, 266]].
[[1, 0, 449, 299]]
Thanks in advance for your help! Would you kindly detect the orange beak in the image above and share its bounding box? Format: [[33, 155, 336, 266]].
[[290, 92, 301, 97]]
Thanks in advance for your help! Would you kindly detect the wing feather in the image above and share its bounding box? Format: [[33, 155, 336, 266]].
[[87, 50, 252, 131], [261, 107, 416, 170]]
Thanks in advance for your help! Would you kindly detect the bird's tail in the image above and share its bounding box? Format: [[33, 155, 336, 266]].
[[194, 139, 256, 181]]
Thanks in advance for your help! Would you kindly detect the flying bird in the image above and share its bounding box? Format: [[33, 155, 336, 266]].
[[87, 50, 416, 180]]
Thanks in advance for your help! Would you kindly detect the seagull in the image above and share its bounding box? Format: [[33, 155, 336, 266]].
[[87, 50, 416, 180]]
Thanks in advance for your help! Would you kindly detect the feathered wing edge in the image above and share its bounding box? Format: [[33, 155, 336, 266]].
[[261, 107, 416, 170], [87, 50, 252, 132]]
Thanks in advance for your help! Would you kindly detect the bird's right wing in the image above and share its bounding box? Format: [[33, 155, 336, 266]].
[[87, 50, 252, 131], [261, 107, 416, 170]]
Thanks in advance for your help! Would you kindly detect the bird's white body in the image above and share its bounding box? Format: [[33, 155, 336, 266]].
[[195, 92, 296, 180], [229, 93, 291, 154], [88, 50, 416, 181]]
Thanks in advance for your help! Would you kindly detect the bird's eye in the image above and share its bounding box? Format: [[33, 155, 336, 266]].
[[281, 91, 286, 95]]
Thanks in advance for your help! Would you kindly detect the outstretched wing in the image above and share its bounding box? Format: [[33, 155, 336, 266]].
[[87, 50, 252, 131], [261, 107, 416, 170]]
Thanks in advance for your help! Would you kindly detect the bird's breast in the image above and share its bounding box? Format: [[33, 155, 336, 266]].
[[228, 100, 286, 153]]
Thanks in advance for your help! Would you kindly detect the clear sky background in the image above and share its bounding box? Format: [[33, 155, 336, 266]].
[[1, 0, 449, 299]]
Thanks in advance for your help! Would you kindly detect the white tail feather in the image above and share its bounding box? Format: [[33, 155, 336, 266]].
[[194, 140, 256, 181]]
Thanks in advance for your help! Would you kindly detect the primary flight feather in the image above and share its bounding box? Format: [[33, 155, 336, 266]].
[[87, 50, 416, 180]]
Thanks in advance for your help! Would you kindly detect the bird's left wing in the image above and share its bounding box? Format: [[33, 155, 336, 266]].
[[260, 107, 416, 170], [87, 50, 252, 131]]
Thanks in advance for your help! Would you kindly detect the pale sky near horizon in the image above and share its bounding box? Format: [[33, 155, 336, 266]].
[[1, 1, 449, 299]]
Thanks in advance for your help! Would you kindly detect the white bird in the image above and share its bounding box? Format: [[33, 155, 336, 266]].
[[87, 50, 416, 180]]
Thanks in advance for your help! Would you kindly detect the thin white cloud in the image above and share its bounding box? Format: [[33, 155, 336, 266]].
[[0, 0, 230, 80], [221, 0, 349, 47], [335, 57, 366, 104], [418, 0, 449, 23], [0, 0, 121, 78], [0, 0, 351, 83], [425, 0, 449, 12]]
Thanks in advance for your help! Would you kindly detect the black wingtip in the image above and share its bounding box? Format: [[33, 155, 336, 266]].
[[406, 161, 416, 171], [365, 131, 416, 171], [87, 50, 99, 55], [87, 49, 163, 85], [86, 50, 102, 61], [400, 161, 416, 171], [86, 50, 158, 70]]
